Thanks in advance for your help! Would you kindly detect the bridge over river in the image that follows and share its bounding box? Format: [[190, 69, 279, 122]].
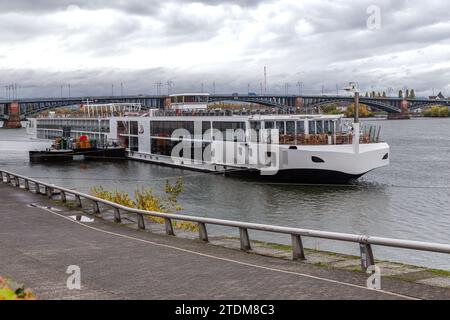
[[1, 94, 449, 128]]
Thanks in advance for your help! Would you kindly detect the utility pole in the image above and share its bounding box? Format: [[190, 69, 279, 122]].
[[321, 84, 325, 95], [201, 82, 204, 93], [121, 82, 124, 96], [213, 81, 216, 95], [336, 84, 339, 96], [247, 83, 250, 94], [68, 84, 71, 98], [260, 82, 263, 95], [284, 83, 290, 95], [111, 84, 114, 96], [165, 80, 174, 95], [296, 81, 303, 95], [264, 66, 267, 94], [61, 85, 63, 98]]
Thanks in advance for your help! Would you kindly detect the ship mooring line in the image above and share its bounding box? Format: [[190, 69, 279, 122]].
[[32, 204, 419, 300]]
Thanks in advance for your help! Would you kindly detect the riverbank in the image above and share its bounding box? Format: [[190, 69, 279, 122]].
[[1, 182, 449, 299], [63, 198, 450, 290]]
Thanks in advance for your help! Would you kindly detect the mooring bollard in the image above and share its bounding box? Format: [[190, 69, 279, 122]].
[[239, 227, 251, 251], [291, 234, 306, 261], [198, 222, 208, 242]]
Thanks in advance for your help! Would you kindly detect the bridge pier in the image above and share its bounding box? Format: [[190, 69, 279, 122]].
[[2, 102, 22, 129]]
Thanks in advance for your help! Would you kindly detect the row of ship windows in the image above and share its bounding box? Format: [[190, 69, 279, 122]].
[[118, 120, 338, 137]]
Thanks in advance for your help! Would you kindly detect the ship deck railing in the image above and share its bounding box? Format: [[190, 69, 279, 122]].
[[278, 133, 380, 145]]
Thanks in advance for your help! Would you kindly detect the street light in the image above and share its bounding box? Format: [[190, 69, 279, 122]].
[[343, 82, 360, 154]]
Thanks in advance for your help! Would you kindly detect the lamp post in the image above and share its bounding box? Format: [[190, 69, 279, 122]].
[[344, 82, 360, 154]]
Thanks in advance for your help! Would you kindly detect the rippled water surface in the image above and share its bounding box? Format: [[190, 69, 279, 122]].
[[1, 118, 449, 269]]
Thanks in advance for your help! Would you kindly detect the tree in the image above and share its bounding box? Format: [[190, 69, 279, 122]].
[[382, 91, 387, 98], [409, 89, 416, 99], [346, 103, 373, 118], [371, 91, 376, 98], [365, 92, 369, 98], [405, 89, 409, 98], [398, 90, 403, 98]]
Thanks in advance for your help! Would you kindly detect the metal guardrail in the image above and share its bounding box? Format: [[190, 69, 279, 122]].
[[1, 169, 450, 271]]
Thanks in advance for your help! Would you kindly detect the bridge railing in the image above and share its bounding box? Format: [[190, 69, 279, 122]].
[[1, 169, 450, 271]]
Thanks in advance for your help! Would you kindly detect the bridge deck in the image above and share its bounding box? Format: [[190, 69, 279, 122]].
[[0, 183, 449, 299]]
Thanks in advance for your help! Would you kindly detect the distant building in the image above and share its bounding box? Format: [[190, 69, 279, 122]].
[[429, 92, 445, 100]]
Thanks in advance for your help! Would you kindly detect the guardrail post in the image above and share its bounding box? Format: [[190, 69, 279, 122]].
[[14, 176, 20, 187], [75, 195, 82, 208], [35, 183, 41, 194], [5, 174, 11, 184], [60, 191, 66, 203], [165, 218, 174, 236], [198, 222, 208, 242], [24, 179, 29, 190], [239, 227, 251, 251], [92, 201, 100, 214], [291, 234, 306, 260], [137, 214, 145, 230], [359, 243, 375, 271], [46, 186, 54, 199], [113, 208, 121, 223]]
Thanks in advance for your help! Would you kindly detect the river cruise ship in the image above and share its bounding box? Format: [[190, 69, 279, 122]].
[[27, 95, 389, 183]]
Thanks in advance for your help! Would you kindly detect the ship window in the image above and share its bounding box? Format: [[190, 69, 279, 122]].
[[276, 121, 285, 134], [118, 121, 129, 135], [151, 121, 194, 137], [250, 121, 261, 142], [297, 121, 305, 134], [185, 96, 195, 103], [151, 138, 178, 156], [324, 120, 330, 134], [286, 121, 295, 135], [130, 121, 138, 135], [202, 121, 211, 134], [130, 136, 139, 152], [309, 121, 316, 134], [316, 121, 324, 134], [383, 153, 389, 160], [265, 121, 274, 129], [213, 122, 245, 141], [311, 156, 325, 163]]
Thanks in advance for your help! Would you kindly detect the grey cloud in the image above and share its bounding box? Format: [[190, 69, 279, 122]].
[[0, 0, 449, 98]]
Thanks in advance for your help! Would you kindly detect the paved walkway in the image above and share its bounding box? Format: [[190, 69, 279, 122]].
[[0, 183, 449, 300]]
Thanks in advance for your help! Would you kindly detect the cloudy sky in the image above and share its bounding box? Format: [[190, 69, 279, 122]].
[[1, 0, 449, 98]]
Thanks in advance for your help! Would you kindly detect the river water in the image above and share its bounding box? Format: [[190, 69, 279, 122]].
[[1, 119, 449, 269]]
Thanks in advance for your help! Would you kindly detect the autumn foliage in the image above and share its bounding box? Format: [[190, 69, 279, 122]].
[[91, 178, 198, 232], [0, 276, 36, 300]]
